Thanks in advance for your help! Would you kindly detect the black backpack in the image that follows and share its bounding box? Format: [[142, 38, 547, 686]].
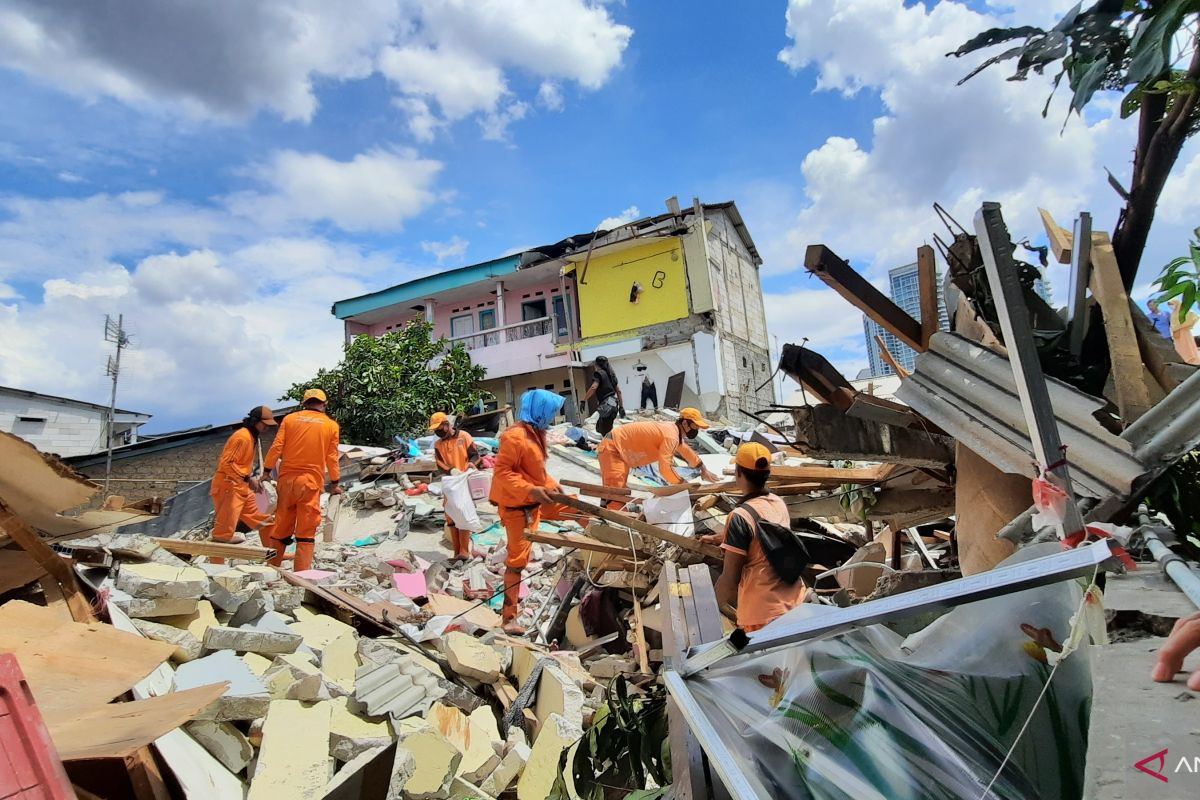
[[738, 502, 811, 585]]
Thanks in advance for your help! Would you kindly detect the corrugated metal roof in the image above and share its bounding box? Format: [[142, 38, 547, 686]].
[[354, 659, 445, 721]]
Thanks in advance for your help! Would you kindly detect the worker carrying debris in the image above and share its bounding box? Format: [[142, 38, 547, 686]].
[[582, 355, 623, 435], [210, 405, 277, 545], [429, 411, 482, 562], [263, 388, 341, 572], [597, 408, 719, 506], [490, 388, 570, 634], [701, 442, 807, 632]]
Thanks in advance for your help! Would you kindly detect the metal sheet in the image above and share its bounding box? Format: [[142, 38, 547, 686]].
[[897, 332, 1143, 499]]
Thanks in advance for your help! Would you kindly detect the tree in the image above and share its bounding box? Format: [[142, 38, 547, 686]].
[[949, 0, 1200, 290], [283, 320, 487, 445]]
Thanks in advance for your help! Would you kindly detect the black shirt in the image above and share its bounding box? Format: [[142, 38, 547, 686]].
[[593, 369, 617, 402]]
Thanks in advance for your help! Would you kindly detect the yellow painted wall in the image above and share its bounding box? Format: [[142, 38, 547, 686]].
[[574, 238, 689, 339]]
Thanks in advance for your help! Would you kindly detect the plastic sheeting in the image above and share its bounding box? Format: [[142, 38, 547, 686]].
[[686, 544, 1093, 800]]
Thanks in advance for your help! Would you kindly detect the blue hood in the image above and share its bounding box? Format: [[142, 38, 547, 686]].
[[519, 389, 565, 429]]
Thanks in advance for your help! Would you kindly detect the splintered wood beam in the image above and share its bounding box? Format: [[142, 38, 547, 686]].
[[792, 404, 954, 469], [549, 493, 723, 560], [767, 463, 891, 484], [805, 244, 924, 352], [917, 244, 940, 348], [523, 530, 638, 558], [1039, 208, 1075, 264], [0, 500, 94, 623], [786, 488, 955, 523], [874, 335, 910, 378], [1090, 234, 1154, 424], [152, 538, 274, 561]]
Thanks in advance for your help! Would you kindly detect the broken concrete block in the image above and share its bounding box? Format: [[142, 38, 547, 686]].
[[345, 552, 395, 584], [329, 696, 394, 762], [354, 659, 446, 719], [133, 619, 203, 662], [207, 581, 259, 614], [116, 562, 208, 599], [289, 612, 355, 656], [534, 663, 585, 730], [517, 713, 581, 800], [203, 625, 302, 655], [263, 653, 332, 702], [251, 611, 317, 659], [185, 720, 254, 774], [174, 650, 270, 722], [112, 589, 200, 619], [267, 583, 305, 613], [236, 564, 279, 584], [480, 741, 530, 796], [393, 718, 461, 800], [509, 645, 540, 688], [388, 747, 417, 800], [587, 655, 638, 680], [211, 569, 251, 593], [242, 652, 273, 676], [426, 703, 501, 784], [229, 585, 274, 627], [159, 599, 219, 641], [246, 699, 332, 800], [321, 631, 359, 695], [443, 632, 502, 683], [324, 744, 393, 799]]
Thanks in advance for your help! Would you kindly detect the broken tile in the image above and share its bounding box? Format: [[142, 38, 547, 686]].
[[174, 650, 270, 722], [236, 564, 280, 585], [534, 663, 585, 731], [289, 612, 355, 657], [185, 720, 254, 774], [203, 624, 302, 655], [246, 700, 332, 800], [443, 632, 502, 683], [393, 718, 461, 800], [116, 562, 208, 599], [263, 653, 331, 702], [354, 659, 446, 720], [133, 619, 203, 663], [392, 570, 428, 599], [321, 631, 359, 695], [229, 586, 274, 627], [329, 696, 394, 762], [517, 713, 581, 800]]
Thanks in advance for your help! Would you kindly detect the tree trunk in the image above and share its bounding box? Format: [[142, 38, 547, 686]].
[[1112, 40, 1200, 290]]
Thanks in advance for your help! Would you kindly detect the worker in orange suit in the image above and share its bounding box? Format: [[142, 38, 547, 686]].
[[596, 408, 719, 507], [490, 389, 569, 634], [210, 405, 277, 545], [263, 388, 341, 572], [430, 411, 482, 563]]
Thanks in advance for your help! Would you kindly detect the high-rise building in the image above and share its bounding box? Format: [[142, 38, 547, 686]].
[[862, 261, 949, 377], [1033, 273, 1054, 305]]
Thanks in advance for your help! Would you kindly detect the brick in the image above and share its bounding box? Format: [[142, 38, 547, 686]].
[[329, 696, 393, 762], [133, 619, 203, 662], [517, 713, 581, 800], [203, 625, 301, 655], [247, 700, 332, 800], [185, 720, 253, 774], [443, 631, 502, 683], [116, 562, 208, 599]]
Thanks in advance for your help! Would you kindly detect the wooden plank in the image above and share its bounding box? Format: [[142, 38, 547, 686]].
[[37, 575, 73, 623], [559, 479, 690, 499], [1038, 207, 1075, 264], [153, 538, 273, 561], [917, 244, 940, 348], [124, 749, 171, 800], [661, 560, 705, 800], [0, 545, 45, 594], [0, 500, 95, 623], [1090, 234, 1153, 424], [277, 569, 408, 636], [549, 493, 724, 560], [585, 524, 651, 554], [786, 487, 955, 522], [524, 529, 638, 557], [629, 594, 652, 675], [685, 564, 723, 644], [805, 244, 924, 351], [766, 464, 890, 484], [1131, 297, 1196, 392], [874, 334, 910, 378]]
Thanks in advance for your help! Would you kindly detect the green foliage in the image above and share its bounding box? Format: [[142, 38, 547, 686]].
[[551, 675, 670, 800], [948, 0, 1200, 129], [1153, 226, 1200, 320], [1144, 449, 1200, 557], [282, 319, 486, 445]]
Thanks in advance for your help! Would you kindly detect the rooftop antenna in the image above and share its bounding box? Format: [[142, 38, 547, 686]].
[[103, 314, 130, 495]]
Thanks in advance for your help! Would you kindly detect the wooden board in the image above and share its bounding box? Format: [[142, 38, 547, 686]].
[[765, 464, 891, 484], [0, 545, 44, 595], [549, 493, 723, 560], [0, 500, 96, 622], [686, 564, 724, 643], [425, 592, 502, 630], [525, 529, 639, 558], [278, 569, 410, 634], [954, 444, 1024, 576], [37, 575, 73, 623], [917, 244, 940, 348], [1089, 234, 1153, 424], [153, 538, 273, 561], [805, 244, 924, 352], [874, 335, 910, 378], [46, 683, 229, 761]]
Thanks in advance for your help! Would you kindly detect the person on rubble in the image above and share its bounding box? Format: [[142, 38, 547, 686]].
[[489, 388, 571, 634], [596, 408, 719, 507], [429, 411, 482, 563], [700, 442, 806, 632], [209, 405, 277, 545], [582, 355, 623, 436], [263, 388, 341, 572]]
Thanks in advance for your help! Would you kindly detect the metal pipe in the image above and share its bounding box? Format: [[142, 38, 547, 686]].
[[1137, 507, 1200, 608]]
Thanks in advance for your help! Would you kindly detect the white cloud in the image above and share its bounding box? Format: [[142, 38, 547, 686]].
[[538, 81, 565, 111], [393, 96, 445, 143], [421, 236, 469, 264], [597, 205, 641, 230], [0, 0, 632, 139], [480, 101, 529, 142], [1158, 151, 1200, 227], [0, 282, 16, 300], [227, 148, 444, 233], [55, 170, 83, 183], [764, 286, 869, 379]]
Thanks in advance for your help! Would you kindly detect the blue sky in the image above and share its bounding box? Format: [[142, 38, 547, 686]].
[[1, 0, 1197, 433]]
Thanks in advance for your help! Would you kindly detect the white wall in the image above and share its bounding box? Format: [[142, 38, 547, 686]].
[[580, 340, 703, 412], [0, 392, 145, 457]]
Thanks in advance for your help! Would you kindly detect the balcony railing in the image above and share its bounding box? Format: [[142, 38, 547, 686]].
[[445, 316, 554, 351]]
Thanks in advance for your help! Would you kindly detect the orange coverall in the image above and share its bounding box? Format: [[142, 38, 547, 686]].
[[489, 422, 565, 621], [597, 421, 702, 508], [210, 427, 272, 543], [435, 430, 476, 559], [263, 409, 341, 572]]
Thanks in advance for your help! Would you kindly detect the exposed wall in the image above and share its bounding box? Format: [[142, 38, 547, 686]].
[[0, 392, 144, 457], [574, 238, 689, 340]]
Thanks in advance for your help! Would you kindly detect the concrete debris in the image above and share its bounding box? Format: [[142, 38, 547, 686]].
[[111, 587, 200, 619], [289, 610, 356, 656], [425, 702, 501, 783], [517, 712, 582, 800], [321, 631, 359, 695], [266, 583, 305, 613], [236, 565, 280, 585], [203, 624, 302, 655], [116, 561, 209, 599], [481, 740, 531, 797], [229, 585, 274, 627], [133, 618, 203, 662], [174, 650, 271, 722], [329, 696, 395, 762], [185, 720, 254, 774], [246, 700, 332, 800], [393, 718, 462, 800], [444, 631, 503, 683], [263, 653, 332, 702], [534, 663, 586, 730], [211, 568, 252, 593]]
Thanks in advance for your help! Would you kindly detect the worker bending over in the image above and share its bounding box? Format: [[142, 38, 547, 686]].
[[264, 389, 341, 572], [430, 411, 481, 562], [490, 389, 569, 634], [702, 443, 806, 632], [597, 408, 718, 506], [210, 405, 277, 545]]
